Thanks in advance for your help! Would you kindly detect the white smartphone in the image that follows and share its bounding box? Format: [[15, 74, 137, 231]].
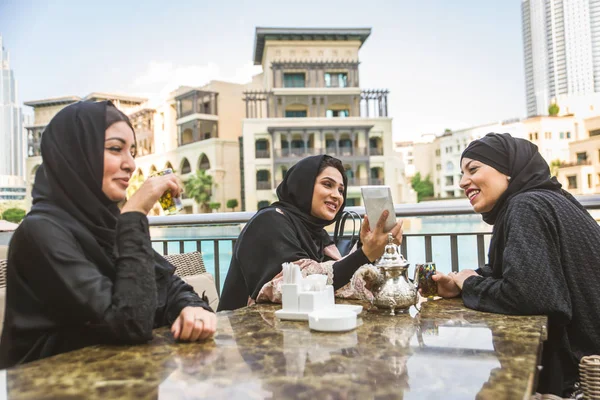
[[361, 186, 397, 232]]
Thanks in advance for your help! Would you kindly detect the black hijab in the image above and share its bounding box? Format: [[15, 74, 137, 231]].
[[271, 154, 348, 258], [30, 100, 174, 285], [461, 133, 563, 225]]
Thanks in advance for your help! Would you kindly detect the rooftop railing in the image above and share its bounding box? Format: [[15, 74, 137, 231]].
[[149, 194, 600, 295]]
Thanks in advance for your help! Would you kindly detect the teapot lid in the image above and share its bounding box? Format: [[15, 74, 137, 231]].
[[376, 233, 409, 267]]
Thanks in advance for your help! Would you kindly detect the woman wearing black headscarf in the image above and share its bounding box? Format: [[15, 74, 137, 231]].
[[0, 101, 216, 368], [218, 154, 403, 311], [432, 133, 600, 397]]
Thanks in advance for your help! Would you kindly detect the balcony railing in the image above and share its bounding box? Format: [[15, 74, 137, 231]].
[[243, 89, 389, 118], [256, 181, 272, 190], [560, 160, 592, 168], [369, 147, 384, 156], [148, 194, 600, 295], [255, 150, 271, 159]]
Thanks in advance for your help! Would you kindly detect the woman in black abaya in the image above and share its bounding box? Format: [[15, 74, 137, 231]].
[[433, 133, 600, 397], [218, 154, 403, 311], [0, 101, 216, 368]]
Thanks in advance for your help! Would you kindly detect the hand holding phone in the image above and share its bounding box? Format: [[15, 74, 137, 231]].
[[361, 186, 396, 232]]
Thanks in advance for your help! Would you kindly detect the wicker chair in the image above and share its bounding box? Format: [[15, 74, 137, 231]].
[[163, 251, 219, 311]]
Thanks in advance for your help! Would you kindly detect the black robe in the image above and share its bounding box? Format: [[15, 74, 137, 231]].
[[0, 101, 210, 368], [218, 155, 369, 311], [461, 133, 600, 396]]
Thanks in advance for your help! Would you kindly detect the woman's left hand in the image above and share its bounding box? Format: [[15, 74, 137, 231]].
[[171, 307, 217, 341], [449, 269, 479, 290]]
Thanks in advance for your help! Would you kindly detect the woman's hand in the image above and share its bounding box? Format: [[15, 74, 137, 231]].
[[121, 173, 182, 215], [431, 272, 462, 298], [171, 307, 217, 342], [449, 269, 479, 290], [360, 210, 403, 263]]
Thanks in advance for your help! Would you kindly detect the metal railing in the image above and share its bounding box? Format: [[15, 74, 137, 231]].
[[148, 194, 600, 295]]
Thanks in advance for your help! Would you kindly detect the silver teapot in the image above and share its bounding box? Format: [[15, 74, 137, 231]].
[[371, 235, 418, 315]]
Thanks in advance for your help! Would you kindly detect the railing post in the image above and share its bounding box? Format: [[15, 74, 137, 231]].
[[477, 234, 486, 268], [163, 241, 168, 255], [425, 236, 432, 262], [214, 241, 221, 296], [450, 235, 459, 272]]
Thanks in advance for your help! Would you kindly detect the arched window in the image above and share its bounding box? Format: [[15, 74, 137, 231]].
[[446, 161, 454, 172], [149, 165, 157, 175], [198, 154, 210, 171], [180, 158, 191, 174], [165, 161, 174, 171]]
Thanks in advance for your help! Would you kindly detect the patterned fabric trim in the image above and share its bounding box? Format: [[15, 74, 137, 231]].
[[163, 251, 207, 277]]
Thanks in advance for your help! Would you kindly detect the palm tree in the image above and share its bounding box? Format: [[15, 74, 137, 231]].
[[184, 170, 214, 213]]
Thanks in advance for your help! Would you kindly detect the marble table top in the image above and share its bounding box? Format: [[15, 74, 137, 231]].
[[1, 298, 547, 399]]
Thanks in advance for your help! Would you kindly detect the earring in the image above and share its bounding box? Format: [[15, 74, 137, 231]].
[[507, 176, 512, 181]]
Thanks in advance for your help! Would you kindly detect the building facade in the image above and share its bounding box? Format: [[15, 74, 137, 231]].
[[522, 0, 600, 117], [0, 36, 26, 201], [241, 27, 405, 210]]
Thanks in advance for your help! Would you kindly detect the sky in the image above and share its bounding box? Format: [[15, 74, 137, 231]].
[[0, 0, 525, 142]]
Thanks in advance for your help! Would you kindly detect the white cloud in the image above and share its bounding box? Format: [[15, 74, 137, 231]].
[[131, 61, 262, 105]]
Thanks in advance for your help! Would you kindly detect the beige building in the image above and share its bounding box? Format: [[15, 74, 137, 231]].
[[241, 27, 405, 210], [557, 115, 600, 194], [521, 115, 579, 163], [130, 81, 245, 213]]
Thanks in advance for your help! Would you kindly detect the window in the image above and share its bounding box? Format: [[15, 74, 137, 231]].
[[324, 72, 348, 88], [576, 152, 588, 164], [257, 201, 270, 209], [567, 175, 577, 189], [529, 133, 533, 140], [255, 139, 270, 158], [326, 109, 349, 117], [435, 149, 441, 157], [566, 131, 571, 139], [446, 161, 454, 172], [588, 174, 592, 188], [535, 132, 538, 140], [345, 198, 358, 206], [445, 176, 454, 186], [283, 73, 305, 88], [560, 132, 565, 139], [285, 110, 307, 118], [545, 132, 552, 139], [436, 164, 441, 171]]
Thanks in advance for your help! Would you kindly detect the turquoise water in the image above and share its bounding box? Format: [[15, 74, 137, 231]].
[[151, 215, 493, 292]]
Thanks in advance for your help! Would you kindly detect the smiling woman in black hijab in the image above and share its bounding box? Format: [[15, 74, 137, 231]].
[[218, 154, 403, 311], [0, 101, 216, 368], [432, 133, 600, 397]]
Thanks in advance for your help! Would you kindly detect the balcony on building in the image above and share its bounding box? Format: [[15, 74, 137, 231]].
[[266, 125, 374, 162], [175, 90, 219, 146], [244, 88, 389, 119], [129, 108, 156, 156]]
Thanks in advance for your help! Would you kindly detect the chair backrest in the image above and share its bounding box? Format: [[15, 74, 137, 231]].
[[163, 251, 206, 277], [162, 251, 219, 310]]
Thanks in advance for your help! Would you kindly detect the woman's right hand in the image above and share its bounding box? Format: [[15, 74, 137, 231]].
[[121, 174, 182, 215], [360, 210, 403, 263], [431, 272, 462, 298]]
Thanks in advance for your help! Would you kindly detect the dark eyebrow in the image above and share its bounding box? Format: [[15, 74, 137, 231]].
[[460, 160, 475, 174], [105, 137, 126, 144], [321, 176, 345, 189]]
